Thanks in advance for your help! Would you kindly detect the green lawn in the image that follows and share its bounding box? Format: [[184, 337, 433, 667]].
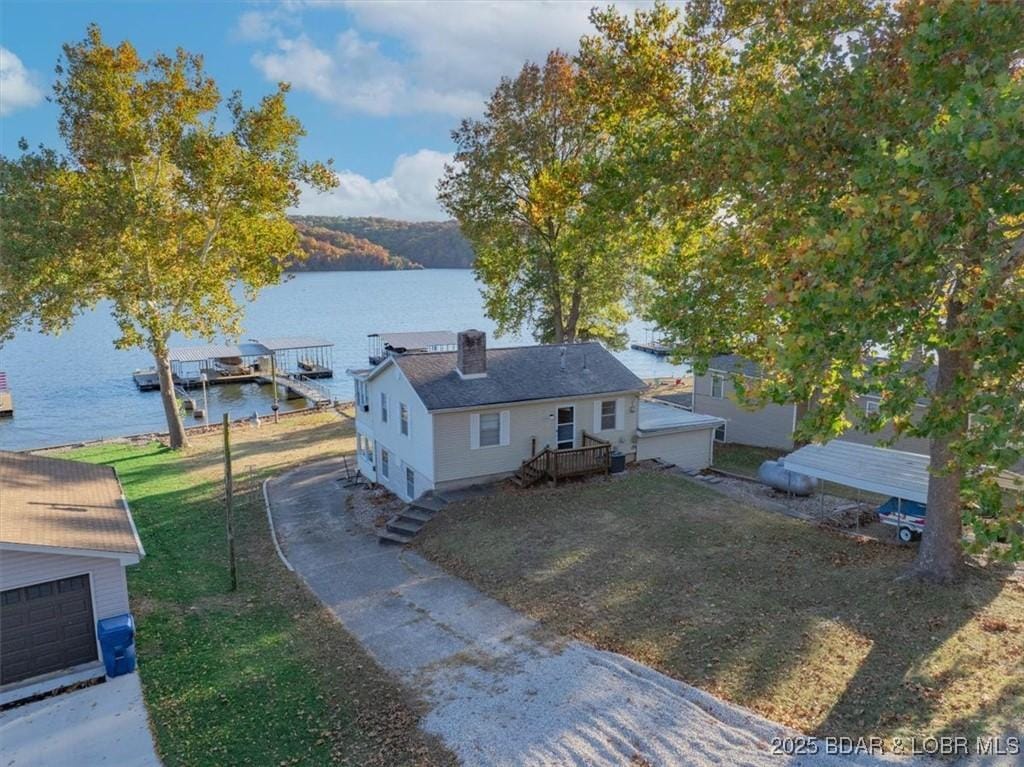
[[68, 414, 451, 767], [415, 471, 1024, 746], [712, 442, 785, 477]]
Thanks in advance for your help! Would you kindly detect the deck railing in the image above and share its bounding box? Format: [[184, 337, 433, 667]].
[[517, 431, 612, 487]]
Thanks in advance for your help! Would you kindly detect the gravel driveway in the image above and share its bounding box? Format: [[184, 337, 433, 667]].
[[267, 458, 919, 767]]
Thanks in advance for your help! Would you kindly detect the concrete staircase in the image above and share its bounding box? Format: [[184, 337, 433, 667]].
[[378, 492, 447, 545]]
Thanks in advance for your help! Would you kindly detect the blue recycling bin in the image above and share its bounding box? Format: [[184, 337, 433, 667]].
[[97, 613, 137, 677]]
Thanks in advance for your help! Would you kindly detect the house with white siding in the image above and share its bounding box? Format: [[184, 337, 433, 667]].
[[350, 330, 724, 502]]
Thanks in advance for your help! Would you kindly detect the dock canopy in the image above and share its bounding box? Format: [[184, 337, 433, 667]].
[[781, 441, 930, 502], [168, 337, 333, 363]]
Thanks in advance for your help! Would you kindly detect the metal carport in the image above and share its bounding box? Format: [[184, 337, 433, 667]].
[[781, 440, 930, 502], [780, 440, 1022, 502]]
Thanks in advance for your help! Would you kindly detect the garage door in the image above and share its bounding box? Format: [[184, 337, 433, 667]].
[[1, 575, 97, 686], [637, 430, 713, 470]]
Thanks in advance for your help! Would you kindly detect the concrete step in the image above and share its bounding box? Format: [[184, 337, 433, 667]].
[[399, 507, 433, 524], [410, 494, 446, 514], [386, 516, 423, 536], [378, 529, 413, 545]]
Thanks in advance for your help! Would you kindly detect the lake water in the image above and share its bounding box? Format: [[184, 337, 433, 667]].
[[0, 270, 687, 451]]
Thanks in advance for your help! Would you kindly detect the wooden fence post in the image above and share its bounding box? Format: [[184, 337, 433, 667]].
[[223, 413, 238, 591]]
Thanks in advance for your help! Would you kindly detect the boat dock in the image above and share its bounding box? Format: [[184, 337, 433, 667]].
[[132, 337, 335, 406], [368, 331, 457, 365], [0, 371, 12, 418], [630, 328, 672, 357]]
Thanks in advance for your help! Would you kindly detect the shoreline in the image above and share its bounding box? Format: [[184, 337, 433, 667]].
[[27, 403, 355, 454]]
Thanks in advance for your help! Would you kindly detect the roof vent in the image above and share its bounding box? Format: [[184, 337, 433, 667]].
[[457, 330, 487, 379]]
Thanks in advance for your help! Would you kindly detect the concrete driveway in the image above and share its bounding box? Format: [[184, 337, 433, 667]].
[[0, 672, 161, 767], [268, 458, 919, 767]]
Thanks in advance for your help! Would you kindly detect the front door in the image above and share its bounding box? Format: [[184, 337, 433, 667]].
[[556, 405, 575, 450]]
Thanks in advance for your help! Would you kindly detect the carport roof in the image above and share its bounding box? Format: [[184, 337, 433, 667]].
[[0, 451, 144, 559], [638, 401, 724, 434]]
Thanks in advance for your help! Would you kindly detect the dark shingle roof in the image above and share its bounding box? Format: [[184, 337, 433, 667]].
[[392, 342, 645, 412]]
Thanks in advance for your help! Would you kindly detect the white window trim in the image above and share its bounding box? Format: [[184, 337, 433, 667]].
[[556, 404, 576, 450], [710, 373, 725, 399], [470, 410, 510, 449], [714, 421, 727, 443], [594, 398, 625, 433], [864, 398, 880, 415], [400, 402, 409, 436], [380, 447, 390, 479], [380, 392, 389, 423]]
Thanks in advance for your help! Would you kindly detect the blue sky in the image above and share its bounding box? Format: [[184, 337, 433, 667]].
[[1, 1, 636, 220]]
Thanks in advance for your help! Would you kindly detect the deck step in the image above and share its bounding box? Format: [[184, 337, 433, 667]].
[[398, 507, 433, 524], [386, 516, 423, 536], [378, 529, 413, 545]]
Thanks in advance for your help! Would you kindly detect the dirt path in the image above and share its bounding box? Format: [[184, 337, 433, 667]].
[[266, 458, 921, 767]]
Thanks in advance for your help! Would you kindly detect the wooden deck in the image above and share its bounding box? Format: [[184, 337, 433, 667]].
[[0, 390, 13, 418], [515, 433, 612, 487]]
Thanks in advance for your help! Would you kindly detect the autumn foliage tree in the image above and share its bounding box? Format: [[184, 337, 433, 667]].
[[0, 26, 336, 448], [584, 1, 1023, 581], [439, 51, 639, 347]]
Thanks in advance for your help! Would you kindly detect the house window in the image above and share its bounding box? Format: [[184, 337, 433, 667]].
[[381, 448, 390, 479], [360, 435, 375, 463], [406, 467, 415, 499], [714, 422, 727, 442], [600, 400, 617, 431], [479, 412, 501, 447], [400, 403, 409, 435], [380, 392, 388, 422], [355, 380, 368, 410], [711, 374, 725, 399], [864, 399, 880, 416], [556, 405, 575, 450]]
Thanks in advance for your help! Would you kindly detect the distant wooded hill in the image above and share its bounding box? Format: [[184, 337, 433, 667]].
[[290, 216, 474, 271]]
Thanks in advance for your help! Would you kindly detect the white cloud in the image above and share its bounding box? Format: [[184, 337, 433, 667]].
[[0, 47, 43, 117], [295, 149, 452, 221], [245, 1, 658, 116]]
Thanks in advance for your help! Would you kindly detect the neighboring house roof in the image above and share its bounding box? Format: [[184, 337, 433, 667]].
[[393, 342, 646, 412], [638, 401, 724, 434], [653, 391, 693, 410], [0, 451, 144, 561]]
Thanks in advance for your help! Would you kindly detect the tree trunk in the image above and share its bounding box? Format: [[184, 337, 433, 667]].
[[155, 349, 190, 449], [911, 345, 966, 584]]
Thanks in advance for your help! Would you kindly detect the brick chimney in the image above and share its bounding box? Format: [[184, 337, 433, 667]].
[[456, 329, 487, 379]]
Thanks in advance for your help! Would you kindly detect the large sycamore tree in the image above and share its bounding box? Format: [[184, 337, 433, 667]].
[[439, 51, 643, 347], [0, 26, 336, 448], [584, 1, 1023, 582]]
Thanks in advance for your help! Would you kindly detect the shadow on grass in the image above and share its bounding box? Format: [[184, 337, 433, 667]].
[[416, 471, 1023, 743]]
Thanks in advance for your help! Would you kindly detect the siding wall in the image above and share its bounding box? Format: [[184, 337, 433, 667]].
[[433, 393, 641, 485], [0, 549, 130, 620], [692, 372, 797, 450], [694, 373, 934, 455], [636, 429, 715, 470], [356, 362, 436, 501], [840, 397, 931, 455]]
